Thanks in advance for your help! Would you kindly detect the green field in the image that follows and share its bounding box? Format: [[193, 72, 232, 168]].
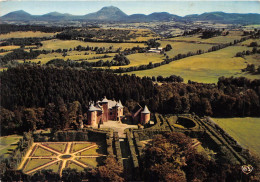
[[0, 31, 57, 39], [159, 41, 213, 57], [128, 45, 258, 83], [29, 51, 115, 64], [169, 31, 244, 44], [38, 39, 146, 51], [0, 45, 20, 50], [212, 117, 260, 156], [0, 135, 22, 157]]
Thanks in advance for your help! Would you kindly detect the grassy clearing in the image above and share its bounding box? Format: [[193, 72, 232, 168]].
[[42, 143, 67, 153], [212, 117, 260, 157], [128, 45, 258, 83], [33, 147, 56, 157], [0, 135, 22, 157], [0, 31, 56, 39], [169, 31, 244, 44], [159, 41, 212, 57], [66, 161, 85, 171], [23, 158, 54, 172], [71, 143, 94, 153], [38, 39, 146, 51]]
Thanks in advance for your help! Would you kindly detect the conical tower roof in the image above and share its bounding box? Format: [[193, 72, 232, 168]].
[[141, 105, 150, 114], [118, 100, 123, 108], [89, 103, 97, 111], [102, 96, 109, 103]]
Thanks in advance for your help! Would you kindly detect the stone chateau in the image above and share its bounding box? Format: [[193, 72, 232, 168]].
[[87, 97, 150, 127]]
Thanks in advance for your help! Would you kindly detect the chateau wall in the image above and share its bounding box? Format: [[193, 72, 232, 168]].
[[88, 111, 97, 126], [102, 103, 108, 122], [141, 113, 150, 125]]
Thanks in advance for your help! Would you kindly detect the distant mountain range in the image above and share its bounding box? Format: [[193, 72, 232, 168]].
[[1, 6, 260, 24]]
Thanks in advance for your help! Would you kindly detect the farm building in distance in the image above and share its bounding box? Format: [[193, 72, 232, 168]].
[[87, 97, 150, 127], [148, 47, 163, 53]]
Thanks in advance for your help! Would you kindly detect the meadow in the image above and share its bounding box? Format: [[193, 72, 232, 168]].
[[127, 45, 258, 83], [212, 117, 260, 157], [27, 51, 116, 64], [159, 41, 212, 57], [38, 39, 146, 51], [0, 31, 57, 39], [169, 31, 244, 44]]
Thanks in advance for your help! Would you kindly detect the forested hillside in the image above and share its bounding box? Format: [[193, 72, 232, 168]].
[[1, 66, 259, 128]]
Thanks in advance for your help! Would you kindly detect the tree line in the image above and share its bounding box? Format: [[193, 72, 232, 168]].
[[56, 28, 146, 43], [0, 49, 49, 66], [0, 37, 50, 46], [46, 54, 130, 68], [0, 24, 75, 34]]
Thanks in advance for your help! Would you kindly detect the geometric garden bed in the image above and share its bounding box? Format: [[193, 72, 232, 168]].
[[18, 142, 107, 176]]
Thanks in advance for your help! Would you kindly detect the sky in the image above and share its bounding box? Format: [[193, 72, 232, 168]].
[[0, 1, 259, 17]]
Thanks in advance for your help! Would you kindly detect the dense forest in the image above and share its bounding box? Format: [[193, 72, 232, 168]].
[[56, 28, 147, 43], [0, 24, 75, 34], [1, 65, 260, 135]]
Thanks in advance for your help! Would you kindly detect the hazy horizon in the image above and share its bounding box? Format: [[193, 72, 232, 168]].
[[1, 1, 260, 17]]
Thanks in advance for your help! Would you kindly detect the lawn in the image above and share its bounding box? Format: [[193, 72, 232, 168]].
[[76, 143, 106, 156], [128, 45, 258, 83], [32, 147, 56, 157], [0, 135, 22, 157], [66, 161, 84, 171], [42, 143, 67, 153], [212, 117, 260, 157], [0, 31, 57, 39], [23, 158, 54, 173], [71, 143, 94, 153], [38, 39, 146, 51], [44, 161, 61, 173], [76, 157, 104, 167]]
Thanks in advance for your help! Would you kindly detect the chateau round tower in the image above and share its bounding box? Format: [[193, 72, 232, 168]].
[[141, 105, 150, 125], [88, 103, 97, 127], [101, 96, 109, 122]]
